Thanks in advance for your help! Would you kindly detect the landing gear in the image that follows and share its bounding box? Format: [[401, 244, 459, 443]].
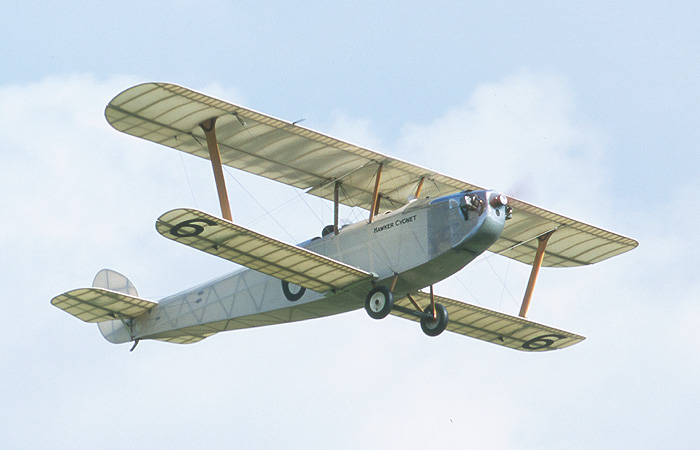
[[365, 286, 394, 319], [420, 303, 449, 337], [364, 282, 449, 337]]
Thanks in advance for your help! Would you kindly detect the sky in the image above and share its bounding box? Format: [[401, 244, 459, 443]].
[[1, 1, 699, 448]]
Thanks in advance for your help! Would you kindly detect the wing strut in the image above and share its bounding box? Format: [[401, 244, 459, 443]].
[[368, 163, 383, 223], [414, 176, 425, 199], [199, 118, 233, 221], [518, 230, 555, 318]]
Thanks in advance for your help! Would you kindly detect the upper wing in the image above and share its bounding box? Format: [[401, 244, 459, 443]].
[[156, 208, 375, 293], [106, 83, 637, 266], [490, 197, 638, 267], [392, 292, 585, 351], [51, 288, 157, 323], [105, 82, 479, 213]]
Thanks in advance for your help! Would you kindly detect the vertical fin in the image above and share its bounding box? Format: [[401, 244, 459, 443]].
[[93, 269, 137, 344], [92, 269, 138, 296]]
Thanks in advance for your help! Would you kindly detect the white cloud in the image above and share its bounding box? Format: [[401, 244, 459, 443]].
[[2, 74, 698, 450], [396, 73, 608, 221], [327, 110, 387, 152]]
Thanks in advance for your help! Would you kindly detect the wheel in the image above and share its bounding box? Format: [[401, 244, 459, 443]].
[[420, 303, 448, 336], [365, 286, 394, 319]]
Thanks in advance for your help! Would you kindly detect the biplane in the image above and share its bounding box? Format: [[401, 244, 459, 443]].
[[51, 83, 638, 352]]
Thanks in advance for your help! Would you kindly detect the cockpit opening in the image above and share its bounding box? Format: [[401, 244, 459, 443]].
[[459, 193, 482, 220]]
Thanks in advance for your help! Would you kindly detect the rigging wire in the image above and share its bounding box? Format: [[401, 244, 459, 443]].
[[498, 248, 514, 311], [176, 135, 199, 208], [234, 115, 350, 233], [189, 130, 305, 242], [222, 167, 299, 243], [293, 188, 325, 226], [449, 249, 521, 312], [454, 276, 482, 306], [245, 193, 307, 226], [187, 116, 414, 271], [340, 176, 375, 224], [482, 254, 519, 307]]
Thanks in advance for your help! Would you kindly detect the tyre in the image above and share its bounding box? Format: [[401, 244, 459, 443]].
[[420, 303, 448, 336], [364, 286, 394, 319]]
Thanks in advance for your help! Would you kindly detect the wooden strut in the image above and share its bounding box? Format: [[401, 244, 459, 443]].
[[199, 118, 233, 222], [518, 231, 555, 318], [368, 163, 383, 223], [390, 273, 399, 292], [374, 195, 382, 216], [406, 294, 422, 312], [414, 177, 425, 199]]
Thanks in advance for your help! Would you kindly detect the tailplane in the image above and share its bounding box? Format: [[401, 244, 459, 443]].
[[50, 269, 156, 344]]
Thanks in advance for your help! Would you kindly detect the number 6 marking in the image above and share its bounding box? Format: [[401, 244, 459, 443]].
[[170, 218, 217, 237], [522, 334, 566, 350]]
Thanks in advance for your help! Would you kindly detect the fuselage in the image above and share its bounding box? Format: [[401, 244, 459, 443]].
[[99, 190, 508, 344]]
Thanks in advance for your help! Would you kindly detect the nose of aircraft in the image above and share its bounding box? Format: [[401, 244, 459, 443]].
[[485, 191, 512, 221], [490, 193, 509, 208]]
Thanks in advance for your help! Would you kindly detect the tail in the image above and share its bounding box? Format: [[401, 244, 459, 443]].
[[93, 269, 138, 344], [92, 268, 139, 296]]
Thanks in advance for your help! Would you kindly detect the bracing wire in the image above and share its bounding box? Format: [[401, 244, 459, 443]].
[[175, 135, 199, 208], [498, 248, 514, 310], [483, 256, 518, 306], [454, 276, 483, 306], [188, 129, 305, 243], [222, 167, 299, 243], [294, 189, 325, 226], [449, 248, 521, 312]]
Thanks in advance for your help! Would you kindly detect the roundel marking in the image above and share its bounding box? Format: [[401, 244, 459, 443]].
[[282, 281, 306, 302]]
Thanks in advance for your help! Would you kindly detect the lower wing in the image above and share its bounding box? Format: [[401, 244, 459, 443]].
[[392, 291, 584, 352]]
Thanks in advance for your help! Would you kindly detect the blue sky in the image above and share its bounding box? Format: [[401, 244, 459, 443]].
[[2, 2, 699, 449]]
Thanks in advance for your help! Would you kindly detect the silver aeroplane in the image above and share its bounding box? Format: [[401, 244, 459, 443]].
[[52, 83, 638, 352]]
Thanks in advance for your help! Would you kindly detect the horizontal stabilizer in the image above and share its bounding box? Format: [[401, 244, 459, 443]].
[[392, 292, 584, 351], [51, 288, 158, 323], [156, 208, 375, 293]]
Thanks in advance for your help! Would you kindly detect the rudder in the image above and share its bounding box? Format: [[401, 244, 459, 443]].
[[93, 269, 137, 344]]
